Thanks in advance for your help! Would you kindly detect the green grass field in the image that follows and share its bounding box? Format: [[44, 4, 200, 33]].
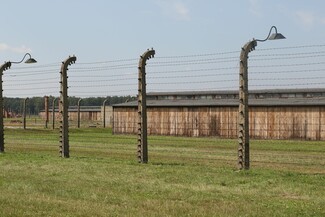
[[0, 128, 324, 216]]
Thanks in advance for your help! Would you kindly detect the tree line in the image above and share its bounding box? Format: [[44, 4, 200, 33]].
[[4, 95, 135, 116]]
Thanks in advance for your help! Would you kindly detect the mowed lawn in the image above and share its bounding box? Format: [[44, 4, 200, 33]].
[[0, 128, 324, 217]]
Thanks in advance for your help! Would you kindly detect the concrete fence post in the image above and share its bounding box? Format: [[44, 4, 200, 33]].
[[52, 98, 57, 129], [77, 99, 82, 128], [44, 96, 49, 128], [238, 41, 256, 170], [0, 62, 11, 153], [23, 97, 29, 129], [103, 99, 108, 128], [137, 49, 155, 163], [59, 56, 76, 158]]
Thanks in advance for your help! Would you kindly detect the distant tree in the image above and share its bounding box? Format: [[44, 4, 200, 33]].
[[3, 95, 136, 116]]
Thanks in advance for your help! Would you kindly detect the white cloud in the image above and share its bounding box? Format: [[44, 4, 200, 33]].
[[249, 0, 262, 17], [173, 2, 190, 21], [156, 0, 190, 21], [0, 43, 9, 51], [295, 11, 315, 28], [0, 43, 32, 53]]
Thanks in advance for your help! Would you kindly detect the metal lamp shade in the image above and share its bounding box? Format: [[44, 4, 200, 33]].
[[268, 33, 286, 40], [25, 58, 37, 63]]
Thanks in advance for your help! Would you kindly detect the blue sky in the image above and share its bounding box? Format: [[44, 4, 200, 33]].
[[1, 0, 324, 62], [1, 0, 325, 97]]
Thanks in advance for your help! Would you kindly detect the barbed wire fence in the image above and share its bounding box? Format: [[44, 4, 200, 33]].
[[65, 56, 139, 157], [1, 44, 325, 167], [3, 62, 61, 153]]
